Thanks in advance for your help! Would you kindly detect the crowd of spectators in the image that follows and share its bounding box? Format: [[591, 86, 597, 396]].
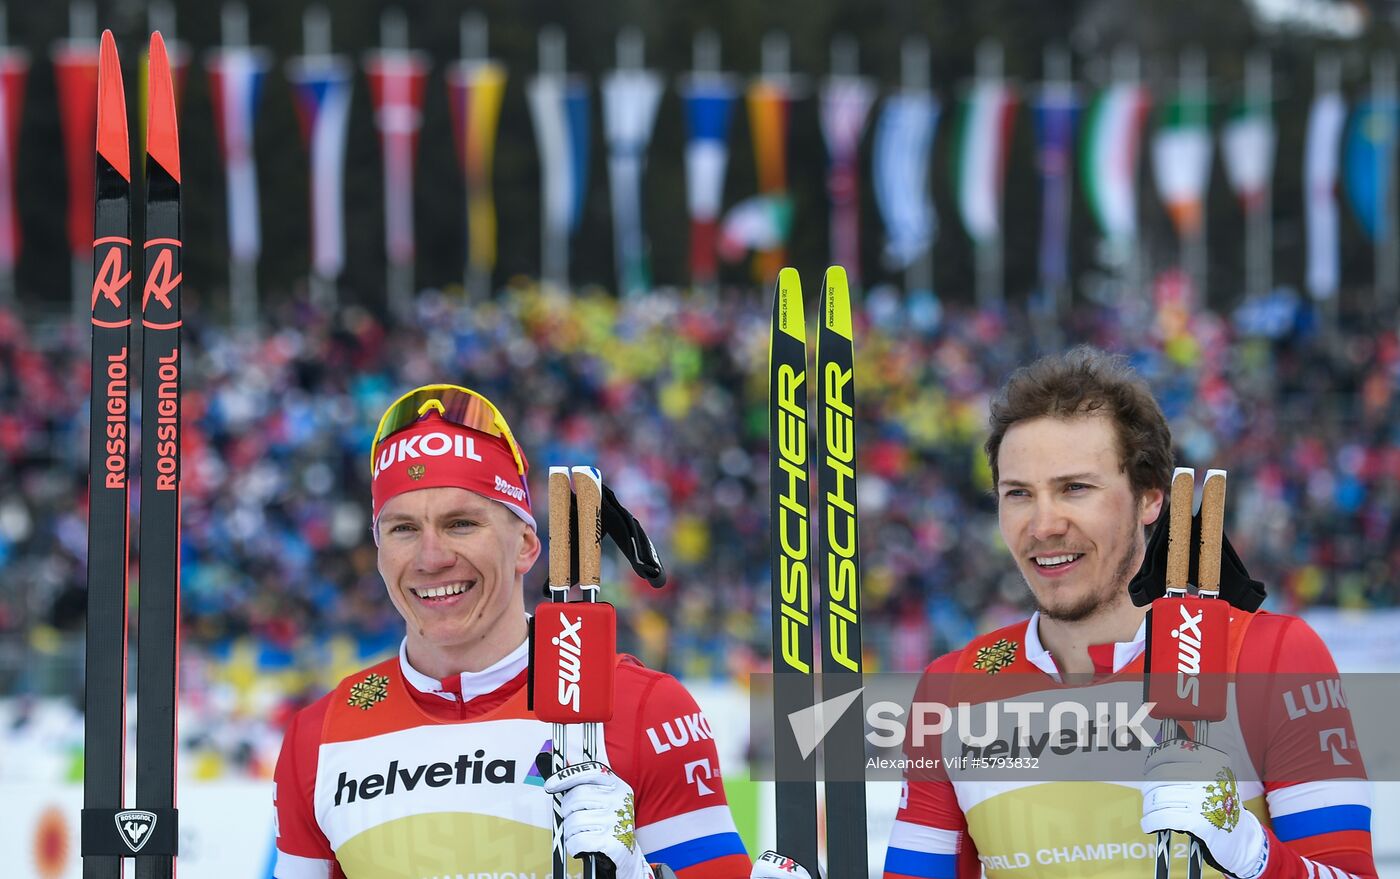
[[1, 279, 1397, 705]]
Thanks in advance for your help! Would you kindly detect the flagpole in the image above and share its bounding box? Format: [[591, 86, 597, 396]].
[[694, 28, 720, 78], [461, 12, 490, 299], [616, 25, 643, 281], [605, 26, 659, 299], [222, 4, 247, 61], [1374, 53, 1398, 308], [301, 5, 337, 310], [1036, 45, 1074, 351], [1111, 45, 1143, 314], [1245, 50, 1272, 302], [829, 33, 858, 278], [901, 38, 934, 303], [379, 9, 413, 320], [1180, 46, 1209, 311], [381, 10, 409, 315], [1315, 53, 1341, 341], [609, 27, 632, 298], [0, 0, 21, 669], [687, 29, 726, 300], [68, 0, 97, 324], [537, 27, 567, 294], [974, 40, 1003, 311], [149, 1, 173, 41], [0, 0, 8, 310], [823, 35, 871, 289], [221, 2, 258, 330], [0, 2, 21, 312], [752, 31, 795, 286]]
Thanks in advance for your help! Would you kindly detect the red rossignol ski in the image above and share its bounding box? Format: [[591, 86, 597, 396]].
[[82, 28, 134, 879], [135, 30, 182, 879], [82, 29, 182, 875]]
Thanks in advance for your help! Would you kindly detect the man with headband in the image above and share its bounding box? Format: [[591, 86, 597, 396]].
[[272, 385, 752, 879]]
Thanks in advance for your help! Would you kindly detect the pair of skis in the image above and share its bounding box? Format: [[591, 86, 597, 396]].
[[83, 30, 183, 878], [768, 266, 868, 877]]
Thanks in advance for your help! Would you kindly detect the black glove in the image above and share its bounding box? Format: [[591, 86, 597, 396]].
[[1129, 503, 1265, 611], [543, 483, 668, 596], [600, 483, 667, 589]]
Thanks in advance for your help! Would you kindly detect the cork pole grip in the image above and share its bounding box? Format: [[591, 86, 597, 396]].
[[1167, 468, 1195, 592], [1198, 470, 1228, 594], [549, 467, 572, 591], [572, 466, 603, 589]]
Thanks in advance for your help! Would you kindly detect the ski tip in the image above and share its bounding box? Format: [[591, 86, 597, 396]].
[[146, 31, 181, 183], [773, 267, 805, 343], [822, 265, 853, 340], [97, 30, 130, 182]]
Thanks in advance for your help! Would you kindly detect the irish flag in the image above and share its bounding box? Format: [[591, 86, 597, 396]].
[[1151, 93, 1212, 237]]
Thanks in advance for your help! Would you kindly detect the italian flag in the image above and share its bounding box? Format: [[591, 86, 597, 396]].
[[1080, 83, 1151, 246], [1151, 94, 1212, 237], [953, 80, 1016, 243]]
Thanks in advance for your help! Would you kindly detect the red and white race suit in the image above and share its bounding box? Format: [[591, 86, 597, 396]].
[[274, 639, 751, 879], [884, 610, 1377, 879]]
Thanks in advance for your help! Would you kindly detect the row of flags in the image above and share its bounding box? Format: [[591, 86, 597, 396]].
[[10, 36, 1400, 305]]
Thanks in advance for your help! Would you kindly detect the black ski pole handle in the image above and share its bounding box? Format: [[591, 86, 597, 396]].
[[581, 852, 617, 879]]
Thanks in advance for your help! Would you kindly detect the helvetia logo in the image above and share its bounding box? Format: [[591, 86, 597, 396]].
[[758, 851, 802, 873], [334, 750, 518, 806], [114, 810, 156, 853], [957, 713, 1153, 760]]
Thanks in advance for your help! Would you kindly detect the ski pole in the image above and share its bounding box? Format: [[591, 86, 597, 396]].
[[547, 467, 572, 879], [1151, 468, 1229, 879], [543, 466, 618, 879]]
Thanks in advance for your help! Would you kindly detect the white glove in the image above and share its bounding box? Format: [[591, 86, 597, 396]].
[[1141, 739, 1270, 879], [750, 851, 813, 879], [543, 760, 654, 879]]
